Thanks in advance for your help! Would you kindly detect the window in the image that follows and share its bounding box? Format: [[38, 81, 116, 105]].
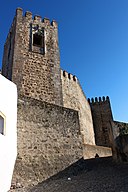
[[31, 25, 45, 54], [33, 33, 43, 47], [0, 112, 6, 135]]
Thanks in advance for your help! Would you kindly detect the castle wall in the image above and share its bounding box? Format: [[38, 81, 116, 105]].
[[0, 75, 17, 192], [2, 18, 16, 80], [61, 70, 95, 145], [83, 144, 112, 159], [111, 121, 128, 162], [113, 121, 128, 137], [89, 96, 113, 147], [2, 8, 63, 106], [1, 8, 116, 188], [12, 96, 83, 187]]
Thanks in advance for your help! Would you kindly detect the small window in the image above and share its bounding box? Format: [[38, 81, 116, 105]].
[[31, 26, 45, 54], [0, 112, 6, 135], [33, 33, 43, 47]]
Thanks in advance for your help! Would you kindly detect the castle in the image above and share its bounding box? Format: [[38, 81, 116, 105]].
[[1, 8, 128, 188]]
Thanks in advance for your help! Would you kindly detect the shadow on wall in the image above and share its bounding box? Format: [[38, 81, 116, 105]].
[[26, 156, 126, 192], [27, 157, 112, 188]]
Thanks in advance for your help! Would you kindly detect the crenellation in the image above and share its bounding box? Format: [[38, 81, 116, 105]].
[[73, 75, 76, 81], [89, 96, 110, 104], [34, 15, 42, 22], [91, 98, 94, 103], [99, 96, 102, 102], [43, 18, 51, 25], [95, 97, 98, 102], [68, 73, 71, 79], [51, 20, 58, 28], [63, 70, 66, 77], [16, 7, 23, 15], [102, 96, 105, 101], [16, 8, 58, 28], [106, 96, 110, 101], [16, 7, 23, 20], [61, 70, 78, 82], [25, 11, 32, 20]]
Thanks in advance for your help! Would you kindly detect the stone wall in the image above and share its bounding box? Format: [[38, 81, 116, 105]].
[[113, 121, 128, 137], [88, 96, 113, 147], [111, 121, 128, 162], [2, 8, 63, 106], [83, 144, 112, 159], [61, 70, 95, 145], [12, 97, 83, 187], [2, 17, 16, 80]]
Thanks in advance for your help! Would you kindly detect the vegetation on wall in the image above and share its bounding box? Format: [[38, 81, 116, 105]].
[[119, 124, 128, 135]]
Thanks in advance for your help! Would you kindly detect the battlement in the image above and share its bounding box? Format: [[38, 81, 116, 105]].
[[61, 70, 77, 82], [16, 7, 58, 28], [88, 96, 110, 104], [88, 95, 113, 147], [2, 7, 63, 106]]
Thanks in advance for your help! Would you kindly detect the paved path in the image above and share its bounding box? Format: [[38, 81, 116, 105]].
[[10, 157, 128, 192]]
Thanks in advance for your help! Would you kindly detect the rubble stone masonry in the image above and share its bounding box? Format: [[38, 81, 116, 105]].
[[1, 8, 115, 188], [88, 96, 113, 147], [2, 8, 63, 106], [12, 97, 83, 186], [61, 70, 95, 145]]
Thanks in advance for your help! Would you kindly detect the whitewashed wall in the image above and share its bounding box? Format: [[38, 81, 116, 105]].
[[0, 74, 17, 192]]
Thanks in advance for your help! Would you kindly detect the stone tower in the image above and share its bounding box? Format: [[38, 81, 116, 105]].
[[88, 96, 113, 147], [2, 8, 63, 106]]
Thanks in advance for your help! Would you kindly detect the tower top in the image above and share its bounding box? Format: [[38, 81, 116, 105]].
[[2, 7, 63, 106], [15, 7, 58, 28], [88, 96, 110, 104]]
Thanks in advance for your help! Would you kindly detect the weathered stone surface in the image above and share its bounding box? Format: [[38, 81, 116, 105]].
[[89, 96, 113, 147], [2, 8, 63, 106], [2, 8, 96, 149], [2, 8, 121, 189], [83, 144, 112, 159], [61, 70, 95, 145], [11, 97, 83, 187], [2, 8, 96, 150], [111, 121, 128, 162]]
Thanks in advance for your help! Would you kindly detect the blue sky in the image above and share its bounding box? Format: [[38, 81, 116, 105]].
[[0, 0, 128, 122]]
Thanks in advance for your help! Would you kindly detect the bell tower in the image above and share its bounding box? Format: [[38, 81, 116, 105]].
[[2, 8, 63, 106]]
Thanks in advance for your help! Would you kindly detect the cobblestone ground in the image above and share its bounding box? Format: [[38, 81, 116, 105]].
[[10, 157, 128, 192]]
